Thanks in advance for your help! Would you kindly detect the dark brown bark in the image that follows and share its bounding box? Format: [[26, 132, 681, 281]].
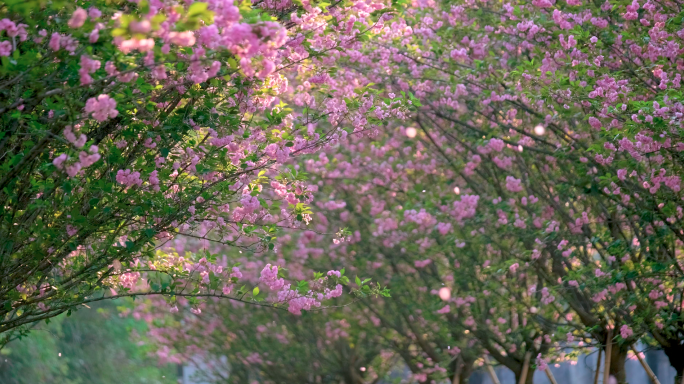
[[514, 370, 535, 384], [661, 344, 684, 384], [608, 342, 629, 384], [450, 355, 476, 384], [458, 362, 474, 384]]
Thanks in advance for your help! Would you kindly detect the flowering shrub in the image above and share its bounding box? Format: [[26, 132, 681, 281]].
[[140, 0, 684, 379], [6, 0, 684, 382], [0, 0, 400, 340], [128, 233, 390, 383], [134, 292, 396, 384], [328, 0, 684, 380]]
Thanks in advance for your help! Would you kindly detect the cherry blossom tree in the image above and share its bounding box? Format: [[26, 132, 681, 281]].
[[0, 0, 399, 341], [6, 0, 684, 383], [335, 0, 684, 380]]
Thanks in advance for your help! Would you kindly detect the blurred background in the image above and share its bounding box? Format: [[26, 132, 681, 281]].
[[0, 300, 675, 384]]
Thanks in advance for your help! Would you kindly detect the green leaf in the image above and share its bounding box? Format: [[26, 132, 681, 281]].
[[296, 280, 309, 294], [187, 1, 208, 16], [252, 287, 260, 296]]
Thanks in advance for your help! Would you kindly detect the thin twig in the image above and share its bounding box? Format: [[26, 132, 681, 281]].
[[603, 328, 613, 384], [519, 351, 532, 384], [631, 345, 660, 384], [483, 355, 501, 384]]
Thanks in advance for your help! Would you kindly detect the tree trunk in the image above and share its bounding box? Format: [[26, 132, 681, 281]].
[[514, 370, 535, 384], [609, 343, 629, 384], [661, 344, 684, 384], [458, 358, 475, 384]]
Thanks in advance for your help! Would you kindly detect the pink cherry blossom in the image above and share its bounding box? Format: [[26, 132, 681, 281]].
[[85, 94, 118, 122], [68, 8, 87, 29]]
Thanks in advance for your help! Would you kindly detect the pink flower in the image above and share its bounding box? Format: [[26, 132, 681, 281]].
[[588, 117, 602, 129], [450, 48, 468, 61], [88, 7, 102, 20], [85, 94, 118, 122], [63, 125, 87, 148], [152, 65, 167, 80], [66, 163, 82, 177], [66, 225, 78, 236], [0, 41, 12, 57], [74, 134, 87, 147], [49, 33, 61, 51], [230, 267, 242, 279], [116, 169, 143, 187], [276, 147, 290, 163], [168, 31, 196, 46], [590, 17, 608, 28], [261, 264, 285, 291], [532, 0, 554, 7], [592, 289, 608, 302], [129, 20, 151, 34], [118, 38, 154, 53], [489, 138, 505, 152], [207, 61, 221, 78], [264, 143, 278, 158], [52, 153, 68, 169], [436, 222, 452, 235], [79, 55, 101, 85], [258, 59, 276, 79], [436, 305, 450, 314], [68, 8, 87, 29], [78, 150, 100, 167], [148, 170, 160, 191], [89, 29, 100, 43], [536, 354, 548, 371], [286, 295, 320, 315], [505, 176, 523, 192], [620, 325, 633, 339], [617, 169, 627, 180], [324, 284, 343, 299]]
